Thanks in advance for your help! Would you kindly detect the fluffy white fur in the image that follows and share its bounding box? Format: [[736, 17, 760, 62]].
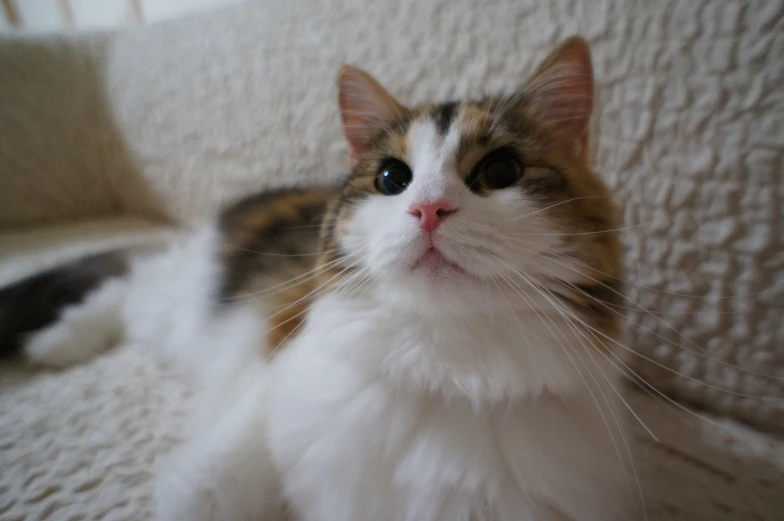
[[155, 350, 285, 521], [24, 111, 633, 520], [265, 294, 631, 521], [24, 277, 128, 367], [120, 227, 225, 371]]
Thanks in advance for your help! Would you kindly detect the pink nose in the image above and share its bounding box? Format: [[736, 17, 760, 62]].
[[408, 199, 457, 232]]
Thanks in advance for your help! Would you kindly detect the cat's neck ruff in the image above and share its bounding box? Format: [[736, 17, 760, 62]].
[[268, 285, 629, 521], [303, 288, 603, 407]]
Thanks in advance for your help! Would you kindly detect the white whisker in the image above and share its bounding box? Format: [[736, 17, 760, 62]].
[[502, 238, 784, 384], [504, 267, 649, 518], [507, 239, 784, 384], [493, 269, 635, 499], [501, 197, 602, 223], [221, 246, 369, 302]]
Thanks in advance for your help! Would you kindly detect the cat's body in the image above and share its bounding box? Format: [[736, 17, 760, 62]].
[[266, 296, 628, 521], [1, 37, 634, 521]]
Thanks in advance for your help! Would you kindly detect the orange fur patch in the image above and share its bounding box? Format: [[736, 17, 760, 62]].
[[265, 280, 317, 355], [217, 187, 337, 357]]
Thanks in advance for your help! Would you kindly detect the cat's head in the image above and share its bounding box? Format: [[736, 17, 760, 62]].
[[321, 37, 622, 318]]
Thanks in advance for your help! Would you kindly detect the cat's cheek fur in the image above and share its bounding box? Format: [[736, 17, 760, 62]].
[[342, 194, 424, 275], [266, 295, 630, 521]]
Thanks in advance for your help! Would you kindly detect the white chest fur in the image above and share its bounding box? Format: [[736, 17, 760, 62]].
[[266, 295, 631, 521]]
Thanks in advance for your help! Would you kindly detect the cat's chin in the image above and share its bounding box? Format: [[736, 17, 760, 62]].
[[377, 268, 503, 317], [410, 247, 470, 279]]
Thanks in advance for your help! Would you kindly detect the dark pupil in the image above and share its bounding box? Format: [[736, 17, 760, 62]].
[[376, 161, 412, 195], [483, 158, 519, 189]]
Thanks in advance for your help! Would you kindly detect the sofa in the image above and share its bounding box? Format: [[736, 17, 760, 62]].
[[1, 1, 782, 519]]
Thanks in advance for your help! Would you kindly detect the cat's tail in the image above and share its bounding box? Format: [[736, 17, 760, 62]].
[[0, 251, 130, 366], [0, 227, 268, 397], [0, 228, 262, 373]]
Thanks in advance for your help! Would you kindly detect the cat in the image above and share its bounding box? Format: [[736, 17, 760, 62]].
[[1, 36, 634, 521]]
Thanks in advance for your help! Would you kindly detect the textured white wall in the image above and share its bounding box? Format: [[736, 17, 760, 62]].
[[0, 0, 245, 32]]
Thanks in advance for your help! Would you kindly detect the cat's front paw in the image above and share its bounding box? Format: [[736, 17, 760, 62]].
[[155, 431, 287, 521], [155, 448, 224, 521]]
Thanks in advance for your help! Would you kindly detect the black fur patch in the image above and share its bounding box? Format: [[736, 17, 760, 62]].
[[431, 102, 458, 136], [0, 251, 127, 356]]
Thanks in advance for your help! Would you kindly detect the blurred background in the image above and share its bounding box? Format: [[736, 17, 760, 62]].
[[0, 0, 243, 32]]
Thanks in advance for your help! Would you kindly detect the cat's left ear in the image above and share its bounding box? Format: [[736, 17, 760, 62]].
[[338, 66, 407, 166], [520, 36, 594, 161]]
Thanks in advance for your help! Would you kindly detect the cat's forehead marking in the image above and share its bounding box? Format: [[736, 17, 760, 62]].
[[404, 109, 467, 201], [405, 103, 506, 183], [407, 112, 463, 170], [429, 102, 459, 136]]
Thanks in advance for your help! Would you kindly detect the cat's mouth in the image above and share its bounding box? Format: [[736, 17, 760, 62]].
[[411, 247, 467, 277]]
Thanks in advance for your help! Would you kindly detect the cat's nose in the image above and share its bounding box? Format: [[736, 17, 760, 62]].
[[408, 199, 457, 232]]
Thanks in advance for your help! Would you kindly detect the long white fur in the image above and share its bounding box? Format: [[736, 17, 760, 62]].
[[25, 114, 632, 520], [121, 227, 225, 371]]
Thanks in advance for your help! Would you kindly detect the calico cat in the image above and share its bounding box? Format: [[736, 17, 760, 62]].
[[2, 37, 633, 521]]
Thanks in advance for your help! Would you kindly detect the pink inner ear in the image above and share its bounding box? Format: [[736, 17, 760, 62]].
[[339, 105, 374, 157], [526, 38, 594, 158], [339, 105, 373, 163], [338, 66, 405, 160]]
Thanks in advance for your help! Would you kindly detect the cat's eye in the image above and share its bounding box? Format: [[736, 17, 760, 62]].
[[375, 159, 412, 196], [481, 157, 522, 190]]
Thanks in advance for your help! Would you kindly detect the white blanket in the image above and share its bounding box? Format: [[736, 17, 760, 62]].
[[1, 346, 782, 521]]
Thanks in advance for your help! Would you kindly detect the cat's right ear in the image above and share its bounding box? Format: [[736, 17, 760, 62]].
[[338, 66, 407, 166]]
